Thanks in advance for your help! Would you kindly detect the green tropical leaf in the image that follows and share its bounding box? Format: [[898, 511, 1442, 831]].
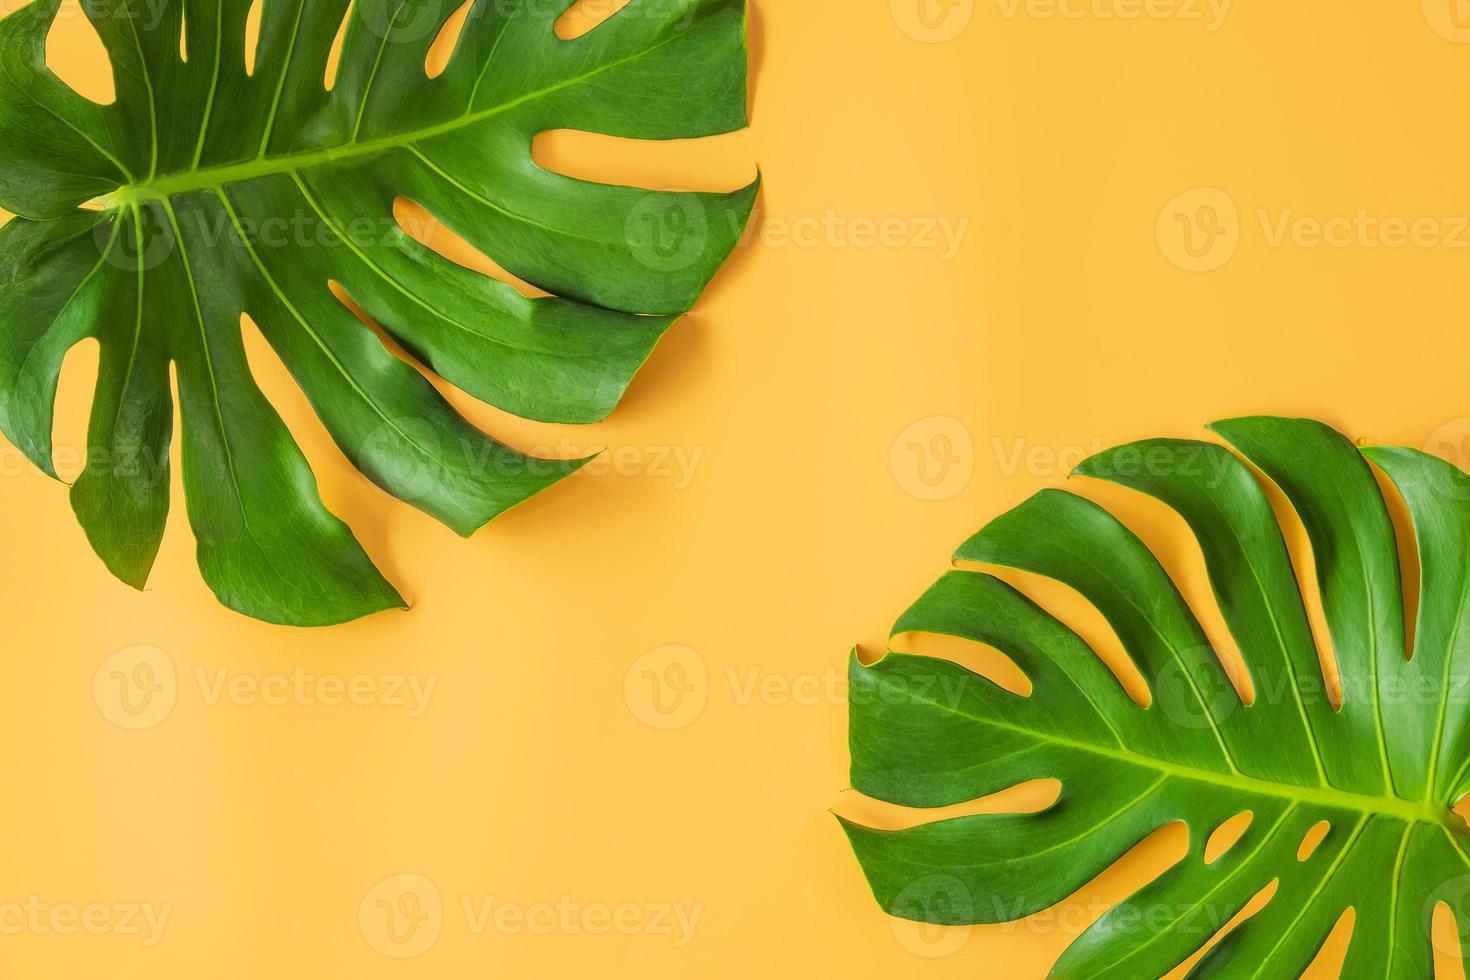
[[841, 415, 1470, 977], [0, 0, 755, 625]]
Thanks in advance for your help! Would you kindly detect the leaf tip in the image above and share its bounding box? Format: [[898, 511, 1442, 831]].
[[1069, 453, 1103, 480], [117, 567, 153, 592]]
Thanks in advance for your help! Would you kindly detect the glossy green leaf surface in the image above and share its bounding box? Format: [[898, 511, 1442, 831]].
[[842, 416, 1470, 977], [0, 0, 755, 625]]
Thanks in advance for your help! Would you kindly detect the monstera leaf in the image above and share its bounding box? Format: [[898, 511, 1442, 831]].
[[841, 416, 1470, 977], [0, 0, 754, 625]]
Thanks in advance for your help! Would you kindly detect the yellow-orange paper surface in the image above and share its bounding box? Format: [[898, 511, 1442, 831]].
[[4, 0, 1470, 975]]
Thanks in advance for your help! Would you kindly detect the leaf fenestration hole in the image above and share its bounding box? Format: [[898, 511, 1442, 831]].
[[425, 0, 472, 78], [1046, 820, 1190, 948], [968, 567, 1152, 708], [555, 0, 631, 40], [837, 779, 1061, 832], [1302, 908, 1355, 978], [44, 2, 115, 105], [238, 315, 310, 426], [1254, 474, 1345, 710], [1371, 459, 1421, 665], [393, 198, 551, 299], [1093, 481, 1259, 709], [533, 130, 754, 195], [1168, 880, 1279, 979], [237, 313, 403, 561], [52, 338, 101, 483], [327, 281, 440, 386], [324, 0, 355, 89], [324, 279, 570, 463], [1203, 811, 1253, 866], [891, 631, 1033, 698], [1296, 820, 1330, 862], [244, 0, 264, 76], [1432, 902, 1465, 979]]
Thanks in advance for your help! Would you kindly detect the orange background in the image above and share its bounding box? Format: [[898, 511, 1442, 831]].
[[4, 0, 1470, 975]]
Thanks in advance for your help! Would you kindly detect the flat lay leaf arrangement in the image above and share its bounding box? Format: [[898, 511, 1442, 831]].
[[842, 416, 1470, 977], [0, 0, 754, 624]]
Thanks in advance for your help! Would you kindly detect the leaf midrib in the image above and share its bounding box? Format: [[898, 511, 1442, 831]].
[[870, 661, 1468, 834], [102, 13, 703, 207]]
